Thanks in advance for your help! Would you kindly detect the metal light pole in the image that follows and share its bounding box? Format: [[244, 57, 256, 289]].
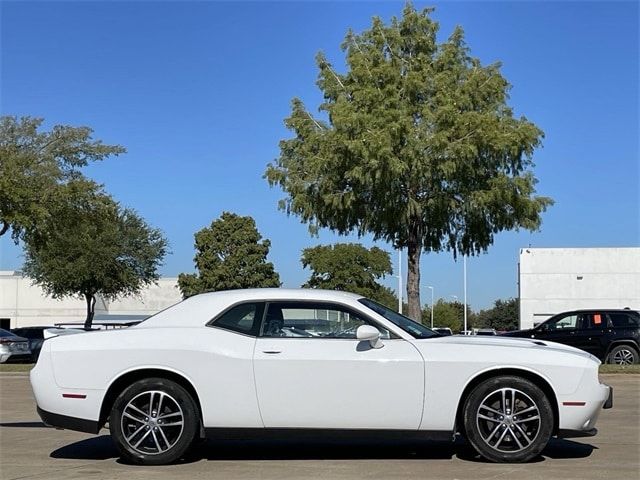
[[398, 249, 402, 314], [463, 255, 468, 334], [427, 286, 434, 328]]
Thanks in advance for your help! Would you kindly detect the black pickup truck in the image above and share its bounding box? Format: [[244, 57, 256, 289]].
[[501, 309, 640, 365]]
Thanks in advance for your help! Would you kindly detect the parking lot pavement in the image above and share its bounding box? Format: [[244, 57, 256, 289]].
[[1, 374, 638, 480]]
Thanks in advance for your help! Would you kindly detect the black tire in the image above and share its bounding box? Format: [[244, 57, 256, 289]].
[[110, 377, 198, 465], [606, 345, 639, 365], [463, 376, 553, 463]]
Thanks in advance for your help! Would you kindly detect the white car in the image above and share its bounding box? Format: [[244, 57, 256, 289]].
[[30, 289, 612, 465]]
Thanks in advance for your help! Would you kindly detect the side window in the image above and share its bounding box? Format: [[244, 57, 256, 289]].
[[582, 313, 605, 330], [547, 314, 579, 331], [609, 313, 640, 328], [210, 302, 264, 336], [261, 302, 391, 339]]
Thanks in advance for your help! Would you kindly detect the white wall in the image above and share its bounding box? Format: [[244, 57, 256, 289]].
[[0, 271, 182, 328], [519, 248, 640, 329]]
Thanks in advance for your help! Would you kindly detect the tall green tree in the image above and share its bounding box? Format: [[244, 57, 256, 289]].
[[0, 116, 125, 240], [265, 4, 552, 320], [474, 298, 519, 331], [301, 243, 397, 309], [178, 212, 280, 298], [22, 182, 168, 328]]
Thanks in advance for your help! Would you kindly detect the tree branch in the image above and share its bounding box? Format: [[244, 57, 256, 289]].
[[0, 220, 9, 237]]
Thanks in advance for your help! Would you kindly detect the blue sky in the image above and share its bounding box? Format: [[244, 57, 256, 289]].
[[1, 1, 638, 310]]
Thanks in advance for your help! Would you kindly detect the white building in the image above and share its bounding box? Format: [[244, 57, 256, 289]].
[[0, 271, 182, 329], [518, 247, 640, 329]]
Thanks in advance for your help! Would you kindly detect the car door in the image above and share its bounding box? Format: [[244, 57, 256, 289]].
[[534, 313, 582, 347], [567, 313, 607, 358], [253, 301, 425, 430], [606, 311, 640, 353]]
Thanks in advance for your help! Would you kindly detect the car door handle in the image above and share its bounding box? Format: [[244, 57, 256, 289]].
[[262, 350, 282, 354]]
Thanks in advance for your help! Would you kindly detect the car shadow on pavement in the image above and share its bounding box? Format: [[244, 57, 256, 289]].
[[49, 434, 596, 465]]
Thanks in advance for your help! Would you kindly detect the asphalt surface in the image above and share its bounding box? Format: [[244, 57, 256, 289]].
[[0, 373, 638, 480]]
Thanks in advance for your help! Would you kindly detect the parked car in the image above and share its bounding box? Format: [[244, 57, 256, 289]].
[[475, 328, 497, 336], [31, 289, 612, 465], [501, 309, 640, 365], [11, 326, 52, 362], [432, 327, 452, 336], [0, 328, 32, 363]]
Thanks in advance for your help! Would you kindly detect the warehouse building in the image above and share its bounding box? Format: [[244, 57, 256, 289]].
[[0, 271, 182, 329], [519, 247, 640, 329]]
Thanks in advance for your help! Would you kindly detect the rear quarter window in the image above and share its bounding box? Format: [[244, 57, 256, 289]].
[[609, 313, 640, 328], [209, 302, 265, 336]]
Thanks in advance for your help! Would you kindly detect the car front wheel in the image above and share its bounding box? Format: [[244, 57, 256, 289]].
[[110, 377, 198, 465], [463, 376, 554, 463]]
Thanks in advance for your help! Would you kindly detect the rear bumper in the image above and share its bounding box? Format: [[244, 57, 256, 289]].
[[37, 406, 101, 434]]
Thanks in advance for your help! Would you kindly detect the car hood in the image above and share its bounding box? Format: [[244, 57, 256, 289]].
[[4, 335, 28, 342], [420, 334, 595, 360]]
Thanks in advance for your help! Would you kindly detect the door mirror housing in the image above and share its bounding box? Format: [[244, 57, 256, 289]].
[[356, 325, 383, 349], [537, 323, 549, 332]]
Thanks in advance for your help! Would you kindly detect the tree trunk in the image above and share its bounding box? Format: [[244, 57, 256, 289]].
[[406, 237, 422, 321], [84, 293, 96, 330], [0, 221, 9, 237]]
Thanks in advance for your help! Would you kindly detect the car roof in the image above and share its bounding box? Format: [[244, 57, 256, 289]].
[[138, 288, 368, 329], [548, 309, 640, 317], [188, 288, 364, 303]]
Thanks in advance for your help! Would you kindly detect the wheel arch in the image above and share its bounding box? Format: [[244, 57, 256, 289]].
[[605, 340, 640, 358], [454, 367, 560, 436], [98, 368, 204, 430]]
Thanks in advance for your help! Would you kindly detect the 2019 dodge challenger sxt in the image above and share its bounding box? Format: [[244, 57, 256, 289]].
[[31, 289, 612, 465]]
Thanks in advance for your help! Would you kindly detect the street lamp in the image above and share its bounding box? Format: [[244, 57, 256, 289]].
[[463, 255, 468, 334], [427, 286, 434, 328], [397, 249, 403, 314]]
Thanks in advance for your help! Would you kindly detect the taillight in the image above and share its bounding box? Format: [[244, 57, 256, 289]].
[[0, 338, 14, 344]]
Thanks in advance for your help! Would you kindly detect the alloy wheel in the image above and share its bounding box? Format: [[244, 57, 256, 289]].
[[612, 348, 636, 365], [476, 387, 541, 453], [121, 390, 184, 455]]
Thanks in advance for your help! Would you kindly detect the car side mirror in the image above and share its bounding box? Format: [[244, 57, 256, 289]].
[[538, 323, 549, 332], [356, 325, 383, 349]]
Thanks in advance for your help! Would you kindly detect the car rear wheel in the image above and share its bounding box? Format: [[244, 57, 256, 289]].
[[463, 376, 553, 463], [110, 377, 198, 465], [607, 345, 639, 365]]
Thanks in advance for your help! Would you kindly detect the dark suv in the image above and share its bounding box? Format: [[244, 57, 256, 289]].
[[502, 309, 640, 365]]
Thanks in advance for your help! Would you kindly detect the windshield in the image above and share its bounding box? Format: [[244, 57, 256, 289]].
[[358, 298, 439, 339]]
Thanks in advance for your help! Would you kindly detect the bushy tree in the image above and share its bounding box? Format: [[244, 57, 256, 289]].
[[301, 243, 397, 309], [22, 182, 168, 328], [178, 212, 280, 298], [423, 299, 474, 332], [0, 116, 125, 240], [475, 298, 519, 331], [265, 4, 552, 320]]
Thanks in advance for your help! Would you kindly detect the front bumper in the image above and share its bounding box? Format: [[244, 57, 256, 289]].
[[603, 384, 613, 409], [0, 353, 32, 363], [557, 383, 612, 437]]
